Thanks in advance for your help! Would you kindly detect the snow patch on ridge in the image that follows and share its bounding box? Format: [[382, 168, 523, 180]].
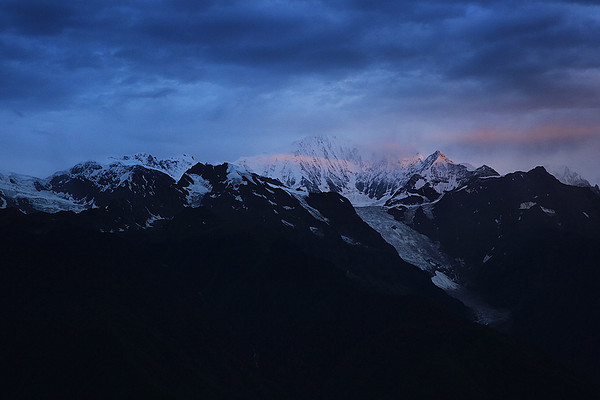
[[226, 164, 253, 187], [185, 174, 212, 207], [519, 202, 536, 210], [261, 179, 330, 224], [355, 205, 507, 325], [431, 271, 459, 290], [355, 206, 453, 273], [341, 235, 360, 246], [281, 219, 295, 228], [108, 153, 196, 181], [541, 206, 556, 216], [145, 213, 166, 228]]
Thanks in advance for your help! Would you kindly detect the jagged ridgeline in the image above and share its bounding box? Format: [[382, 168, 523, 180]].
[[237, 136, 500, 204], [2, 137, 599, 398]]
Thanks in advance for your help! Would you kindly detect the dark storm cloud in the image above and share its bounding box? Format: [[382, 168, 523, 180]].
[[1, 1, 78, 36], [444, 4, 600, 99], [1, 0, 599, 181], [2, 0, 598, 102]]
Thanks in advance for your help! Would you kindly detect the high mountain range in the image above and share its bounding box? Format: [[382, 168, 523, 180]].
[[2, 136, 599, 398]]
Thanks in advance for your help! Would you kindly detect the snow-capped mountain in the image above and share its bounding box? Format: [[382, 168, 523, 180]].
[[236, 136, 501, 300], [180, 162, 333, 231], [237, 136, 499, 206], [0, 170, 94, 213], [0, 154, 195, 215], [237, 136, 365, 198], [2, 155, 456, 303], [6, 164, 592, 400], [2, 144, 600, 391], [547, 165, 600, 194], [382, 150, 499, 208], [108, 153, 196, 181]]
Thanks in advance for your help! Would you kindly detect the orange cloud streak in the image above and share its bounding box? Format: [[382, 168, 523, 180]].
[[454, 125, 599, 146]]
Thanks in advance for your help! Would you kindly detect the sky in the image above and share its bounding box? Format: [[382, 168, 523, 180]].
[[1, 0, 600, 184]]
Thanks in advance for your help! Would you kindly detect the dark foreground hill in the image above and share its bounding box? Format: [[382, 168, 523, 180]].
[[2, 197, 597, 399], [409, 166, 600, 386]]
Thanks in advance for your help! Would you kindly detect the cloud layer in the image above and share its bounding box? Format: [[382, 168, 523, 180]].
[[1, 0, 599, 182]]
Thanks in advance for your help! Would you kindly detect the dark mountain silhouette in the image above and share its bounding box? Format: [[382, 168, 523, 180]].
[[1, 153, 599, 397], [404, 166, 600, 384]]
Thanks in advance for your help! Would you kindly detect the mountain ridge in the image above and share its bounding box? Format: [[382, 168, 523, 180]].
[[3, 137, 597, 216], [2, 138, 600, 393], [238, 136, 500, 206]]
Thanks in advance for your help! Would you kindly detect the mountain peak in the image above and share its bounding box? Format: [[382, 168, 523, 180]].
[[107, 153, 197, 180], [290, 135, 362, 164], [434, 150, 452, 162], [237, 136, 496, 204], [422, 150, 453, 167], [546, 164, 594, 188]]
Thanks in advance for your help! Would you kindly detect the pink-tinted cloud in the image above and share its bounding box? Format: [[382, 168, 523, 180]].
[[454, 125, 599, 147]]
